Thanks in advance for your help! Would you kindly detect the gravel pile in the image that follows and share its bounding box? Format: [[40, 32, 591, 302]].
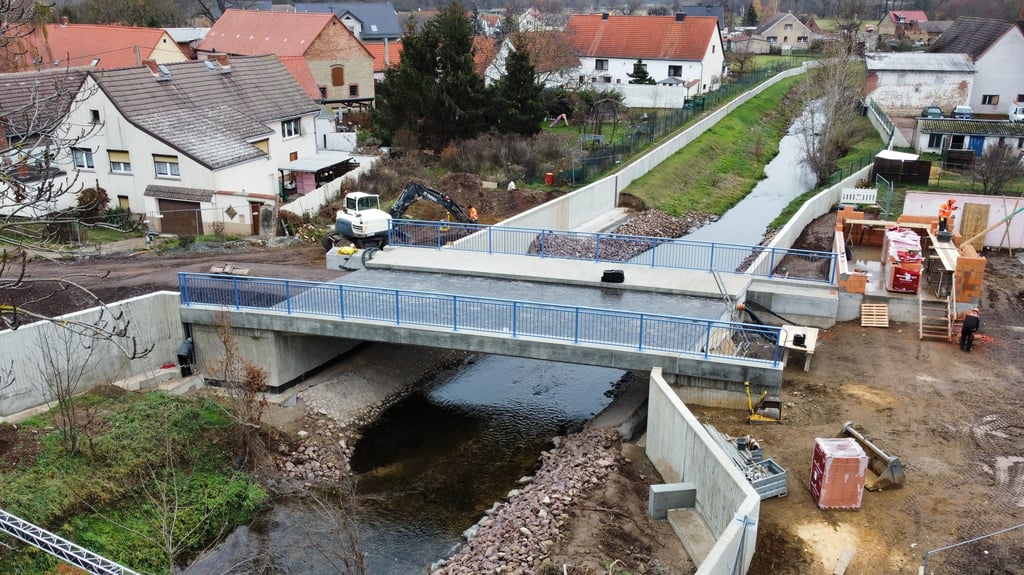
[[430, 428, 620, 574], [529, 209, 717, 262]]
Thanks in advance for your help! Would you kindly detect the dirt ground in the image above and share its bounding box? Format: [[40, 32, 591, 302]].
[[5, 200, 1024, 574]]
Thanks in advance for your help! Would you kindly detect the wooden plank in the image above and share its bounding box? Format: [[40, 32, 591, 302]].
[[861, 304, 889, 327], [833, 549, 855, 575], [960, 202, 990, 251]]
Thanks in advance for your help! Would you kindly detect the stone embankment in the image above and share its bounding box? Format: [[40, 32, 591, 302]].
[[430, 428, 620, 574], [530, 209, 716, 260]]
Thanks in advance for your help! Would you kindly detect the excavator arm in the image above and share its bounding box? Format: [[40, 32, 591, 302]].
[[389, 182, 474, 223]]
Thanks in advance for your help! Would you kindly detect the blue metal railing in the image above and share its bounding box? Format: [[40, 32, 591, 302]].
[[389, 220, 836, 284], [179, 273, 783, 366]]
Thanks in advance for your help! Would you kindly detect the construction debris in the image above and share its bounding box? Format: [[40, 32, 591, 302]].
[[704, 423, 788, 499]]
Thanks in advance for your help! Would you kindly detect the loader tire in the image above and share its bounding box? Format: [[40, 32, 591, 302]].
[[322, 232, 343, 253]]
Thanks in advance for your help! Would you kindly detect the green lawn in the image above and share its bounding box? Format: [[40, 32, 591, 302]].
[[623, 76, 802, 216]]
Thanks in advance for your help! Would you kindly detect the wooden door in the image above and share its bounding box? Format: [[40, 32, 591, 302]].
[[960, 202, 989, 251], [157, 199, 201, 236], [249, 202, 261, 236]]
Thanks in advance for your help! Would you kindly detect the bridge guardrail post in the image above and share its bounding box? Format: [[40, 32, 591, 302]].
[[638, 315, 645, 350], [574, 307, 580, 344], [488, 226, 493, 255], [541, 230, 546, 258], [709, 243, 716, 273], [452, 295, 458, 332], [338, 284, 345, 319], [394, 290, 401, 325], [180, 274, 190, 305], [285, 280, 291, 314], [703, 320, 712, 359], [232, 277, 239, 310], [650, 240, 657, 268], [769, 248, 777, 278], [512, 301, 517, 337], [595, 234, 601, 262]]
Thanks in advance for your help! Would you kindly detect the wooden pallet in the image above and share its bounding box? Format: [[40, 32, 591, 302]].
[[860, 304, 889, 327]]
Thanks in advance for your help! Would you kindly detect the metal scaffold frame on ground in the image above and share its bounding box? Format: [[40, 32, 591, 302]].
[[0, 509, 139, 575]]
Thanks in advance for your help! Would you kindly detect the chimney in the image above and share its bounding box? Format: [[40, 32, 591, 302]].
[[60, 16, 68, 27], [142, 59, 159, 75], [676, 12, 687, 22], [214, 53, 231, 73], [601, 12, 609, 20]]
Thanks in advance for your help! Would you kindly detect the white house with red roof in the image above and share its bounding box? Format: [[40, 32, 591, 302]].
[[4, 19, 189, 72], [563, 12, 725, 97], [196, 9, 374, 111]]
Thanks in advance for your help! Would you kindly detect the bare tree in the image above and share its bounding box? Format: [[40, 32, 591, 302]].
[[184, 0, 260, 24], [972, 142, 1024, 196], [33, 325, 98, 454], [206, 311, 270, 469], [797, 19, 865, 184]]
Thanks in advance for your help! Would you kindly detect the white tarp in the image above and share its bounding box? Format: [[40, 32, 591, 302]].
[[876, 149, 920, 161]]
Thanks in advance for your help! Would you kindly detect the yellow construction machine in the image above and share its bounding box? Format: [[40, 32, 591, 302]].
[[745, 381, 781, 424]]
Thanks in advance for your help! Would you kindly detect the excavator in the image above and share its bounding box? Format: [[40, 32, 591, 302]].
[[324, 181, 475, 251]]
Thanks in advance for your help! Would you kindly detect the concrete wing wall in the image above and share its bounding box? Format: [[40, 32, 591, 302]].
[[646, 368, 760, 574], [0, 292, 184, 418]]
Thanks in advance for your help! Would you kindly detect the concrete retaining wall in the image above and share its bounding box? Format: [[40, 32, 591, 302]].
[[0, 292, 184, 418], [189, 322, 360, 391], [646, 367, 760, 574], [497, 65, 812, 238]]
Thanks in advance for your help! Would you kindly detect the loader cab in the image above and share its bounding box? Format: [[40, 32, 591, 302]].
[[344, 192, 381, 214]]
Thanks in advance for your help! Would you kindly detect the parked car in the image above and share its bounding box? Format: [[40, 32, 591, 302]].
[[952, 105, 974, 119], [921, 106, 943, 119], [1009, 101, 1024, 122]]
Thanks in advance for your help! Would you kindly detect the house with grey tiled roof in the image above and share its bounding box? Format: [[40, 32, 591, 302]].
[[55, 55, 323, 236], [928, 17, 1024, 116], [740, 12, 815, 54], [914, 118, 1024, 163], [864, 52, 974, 117], [292, 2, 402, 42]]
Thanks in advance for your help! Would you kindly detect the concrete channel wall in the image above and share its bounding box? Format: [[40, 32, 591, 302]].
[[646, 367, 760, 575], [495, 65, 813, 243], [0, 292, 184, 419]]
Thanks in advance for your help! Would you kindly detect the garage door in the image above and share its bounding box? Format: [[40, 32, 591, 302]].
[[158, 199, 202, 236]]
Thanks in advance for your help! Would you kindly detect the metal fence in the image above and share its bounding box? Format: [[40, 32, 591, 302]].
[[390, 220, 837, 284], [556, 57, 809, 186], [178, 273, 784, 366]]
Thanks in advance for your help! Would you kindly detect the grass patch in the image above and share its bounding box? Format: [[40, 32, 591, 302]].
[[623, 75, 802, 216], [0, 389, 267, 574]]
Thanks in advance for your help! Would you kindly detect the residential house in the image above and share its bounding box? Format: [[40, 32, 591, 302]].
[[480, 31, 581, 88], [741, 12, 815, 54], [365, 41, 402, 81], [0, 68, 89, 217], [196, 10, 375, 112], [798, 14, 823, 35], [928, 17, 1024, 116], [293, 2, 403, 43], [2, 20, 189, 72], [876, 10, 929, 40], [864, 52, 974, 117], [164, 27, 210, 60], [563, 13, 725, 96], [918, 21, 953, 46], [678, 4, 726, 31], [64, 55, 321, 236], [914, 118, 1024, 160]]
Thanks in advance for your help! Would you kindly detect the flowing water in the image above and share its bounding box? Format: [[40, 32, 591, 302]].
[[682, 109, 817, 245], [184, 355, 622, 574]]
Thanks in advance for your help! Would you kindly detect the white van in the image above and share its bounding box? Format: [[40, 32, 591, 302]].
[[1009, 101, 1024, 122]]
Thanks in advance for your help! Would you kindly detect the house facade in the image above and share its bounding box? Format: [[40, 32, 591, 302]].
[[743, 12, 815, 54], [877, 10, 929, 39], [197, 9, 375, 112], [60, 56, 320, 236], [563, 13, 725, 96], [481, 31, 581, 88], [292, 2, 402, 43], [929, 17, 1024, 117], [864, 52, 974, 117]]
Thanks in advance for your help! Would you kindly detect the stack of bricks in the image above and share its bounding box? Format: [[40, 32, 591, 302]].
[[835, 206, 868, 294], [808, 438, 869, 510], [834, 205, 864, 232], [955, 243, 987, 302]]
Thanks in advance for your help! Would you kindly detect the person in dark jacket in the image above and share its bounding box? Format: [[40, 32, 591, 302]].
[[960, 308, 980, 352]]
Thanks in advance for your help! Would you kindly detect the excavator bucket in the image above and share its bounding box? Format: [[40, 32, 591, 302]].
[[839, 421, 905, 491]]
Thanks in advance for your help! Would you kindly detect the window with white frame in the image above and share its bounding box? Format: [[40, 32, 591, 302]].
[[153, 154, 180, 177], [108, 150, 131, 173], [784, 23, 793, 31], [282, 118, 301, 138], [927, 133, 942, 149], [797, 36, 808, 43], [595, 59, 608, 71], [767, 36, 778, 44], [72, 148, 94, 169]]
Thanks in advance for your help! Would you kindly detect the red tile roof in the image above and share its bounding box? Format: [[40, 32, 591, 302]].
[[890, 11, 929, 23], [7, 23, 186, 71], [365, 41, 402, 72], [197, 9, 337, 57], [473, 36, 499, 76], [516, 31, 581, 73], [279, 56, 322, 100], [564, 14, 719, 61]]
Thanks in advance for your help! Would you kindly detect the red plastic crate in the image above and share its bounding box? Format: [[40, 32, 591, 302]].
[[808, 438, 868, 510]]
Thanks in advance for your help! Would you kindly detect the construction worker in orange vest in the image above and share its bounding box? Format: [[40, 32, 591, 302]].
[[938, 198, 958, 232], [468, 205, 478, 223]]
